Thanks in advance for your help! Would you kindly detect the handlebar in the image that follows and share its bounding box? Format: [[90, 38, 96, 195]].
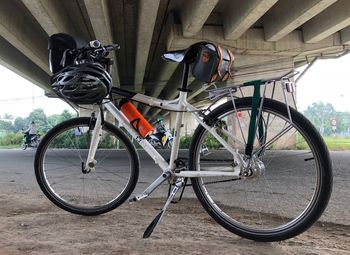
[[70, 40, 120, 57]]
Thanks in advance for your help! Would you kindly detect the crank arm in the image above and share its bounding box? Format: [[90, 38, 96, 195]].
[[129, 171, 172, 203]]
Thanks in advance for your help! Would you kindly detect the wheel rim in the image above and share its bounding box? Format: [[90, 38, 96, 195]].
[[193, 105, 322, 233], [40, 122, 134, 212]]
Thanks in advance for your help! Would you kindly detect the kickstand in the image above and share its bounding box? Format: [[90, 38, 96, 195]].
[[167, 177, 189, 204], [143, 178, 185, 238]]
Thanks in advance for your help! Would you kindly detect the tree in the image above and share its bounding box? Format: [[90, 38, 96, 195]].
[[27, 108, 48, 133], [47, 114, 60, 128], [0, 120, 15, 132], [59, 109, 75, 122], [14, 117, 26, 131], [304, 102, 336, 136], [47, 110, 75, 128], [3, 113, 13, 119]]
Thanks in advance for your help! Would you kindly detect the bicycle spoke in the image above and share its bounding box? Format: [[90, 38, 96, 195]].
[[36, 118, 138, 215], [190, 98, 330, 241]]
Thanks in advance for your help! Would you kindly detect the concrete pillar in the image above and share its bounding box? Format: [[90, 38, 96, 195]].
[[340, 26, 350, 44], [134, 0, 160, 91], [83, 0, 120, 86]]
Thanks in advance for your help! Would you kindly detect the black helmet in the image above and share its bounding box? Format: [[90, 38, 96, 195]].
[[51, 63, 112, 104]]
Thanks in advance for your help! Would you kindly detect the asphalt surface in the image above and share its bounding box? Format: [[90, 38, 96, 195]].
[[0, 148, 349, 225]]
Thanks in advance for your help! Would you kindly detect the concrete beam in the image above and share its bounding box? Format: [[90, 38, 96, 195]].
[[223, 0, 278, 40], [232, 60, 295, 84], [303, 0, 350, 43], [150, 108, 162, 120], [149, 79, 214, 120], [142, 62, 179, 115], [263, 0, 336, 42], [83, 0, 120, 86], [341, 26, 350, 44], [187, 80, 209, 101], [149, 62, 179, 98], [21, 0, 77, 36], [134, 0, 160, 92], [167, 23, 342, 57], [63, 1, 94, 40], [0, 0, 49, 73], [161, 65, 185, 100], [181, 0, 219, 37], [0, 36, 51, 92], [141, 13, 179, 115]]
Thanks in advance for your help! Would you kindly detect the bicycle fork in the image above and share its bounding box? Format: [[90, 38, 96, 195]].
[[84, 112, 103, 173]]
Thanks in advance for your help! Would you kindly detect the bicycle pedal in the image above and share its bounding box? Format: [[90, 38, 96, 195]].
[[128, 196, 137, 203], [128, 194, 147, 203]]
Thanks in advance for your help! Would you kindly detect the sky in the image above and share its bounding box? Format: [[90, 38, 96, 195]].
[[0, 53, 350, 119], [296, 53, 350, 112], [0, 65, 74, 118]]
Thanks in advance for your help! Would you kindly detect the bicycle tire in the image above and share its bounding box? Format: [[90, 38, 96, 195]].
[[34, 117, 139, 216], [189, 97, 332, 241]]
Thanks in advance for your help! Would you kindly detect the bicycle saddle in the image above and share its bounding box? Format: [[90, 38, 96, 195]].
[[162, 49, 188, 63], [162, 42, 207, 63]]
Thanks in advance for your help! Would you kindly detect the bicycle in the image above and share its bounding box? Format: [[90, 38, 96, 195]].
[[34, 36, 332, 242]]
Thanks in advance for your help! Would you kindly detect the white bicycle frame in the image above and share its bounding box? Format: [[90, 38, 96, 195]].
[[85, 90, 242, 180], [84, 70, 297, 201]]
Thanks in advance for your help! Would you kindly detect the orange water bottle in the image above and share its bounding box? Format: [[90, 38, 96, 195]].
[[119, 99, 154, 138]]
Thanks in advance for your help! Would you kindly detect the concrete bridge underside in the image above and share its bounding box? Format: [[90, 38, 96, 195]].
[[1, 0, 350, 122]]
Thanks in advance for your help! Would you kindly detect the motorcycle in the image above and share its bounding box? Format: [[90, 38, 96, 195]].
[[22, 132, 40, 150], [147, 119, 173, 149]]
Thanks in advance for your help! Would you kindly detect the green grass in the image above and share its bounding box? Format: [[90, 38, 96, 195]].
[[296, 134, 350, 150], [0, 144, 21, 149], [323, 137, 350, 151]]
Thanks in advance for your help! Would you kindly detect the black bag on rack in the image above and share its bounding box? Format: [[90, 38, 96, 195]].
[[192, 43, 234, 83]]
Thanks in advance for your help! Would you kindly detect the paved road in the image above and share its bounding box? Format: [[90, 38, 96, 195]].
[[0, 149, 349, 225]]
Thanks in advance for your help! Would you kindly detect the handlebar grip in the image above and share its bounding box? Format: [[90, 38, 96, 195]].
[[105, 44, 120, 51]]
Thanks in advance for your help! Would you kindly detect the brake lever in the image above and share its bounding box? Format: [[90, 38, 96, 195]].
[[105, 44, 120, 51]]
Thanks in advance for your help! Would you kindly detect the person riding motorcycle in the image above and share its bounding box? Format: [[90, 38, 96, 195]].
[[24, 121, 37, 145]]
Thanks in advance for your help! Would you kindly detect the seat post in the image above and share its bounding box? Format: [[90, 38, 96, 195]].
[[180, 62, 190, 92]]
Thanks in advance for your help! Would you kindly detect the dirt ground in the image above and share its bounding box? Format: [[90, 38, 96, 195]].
[[0, 149, 349, 255], [1, 194, 349, 255]]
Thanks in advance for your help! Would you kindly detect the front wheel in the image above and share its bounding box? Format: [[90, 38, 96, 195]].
[[189, 98, 332, 241], [33, 138, 40, 148], [34, 117, 139, 216]]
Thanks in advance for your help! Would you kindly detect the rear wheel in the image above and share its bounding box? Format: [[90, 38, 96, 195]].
[[189, 98, 332, 241], [34, 117, 139, 216]]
